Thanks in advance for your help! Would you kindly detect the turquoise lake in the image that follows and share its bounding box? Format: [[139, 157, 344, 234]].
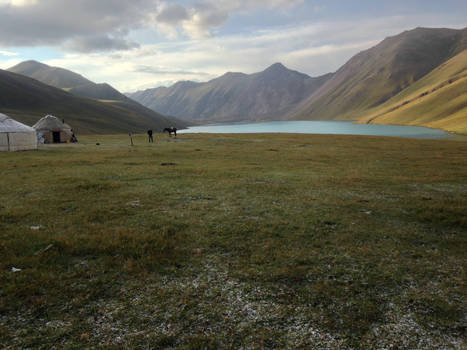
[[179, 121, 451, 139]]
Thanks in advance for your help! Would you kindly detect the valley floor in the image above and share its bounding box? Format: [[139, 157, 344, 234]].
[[1, 133, 466, 349]]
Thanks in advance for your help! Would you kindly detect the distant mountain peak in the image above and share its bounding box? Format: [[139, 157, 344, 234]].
[[216, 71, 247, 82], [174, 80, 196, 86], [223, 71, 245, 77], [16, 59, 43, 65], [9, 60, 49, 72], [8, 59, 94, 89], [260, 62, 310, 80], [264, 62, 287, 72]]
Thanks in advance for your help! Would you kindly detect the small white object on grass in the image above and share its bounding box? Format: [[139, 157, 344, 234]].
[[11, 267, 21, 272]]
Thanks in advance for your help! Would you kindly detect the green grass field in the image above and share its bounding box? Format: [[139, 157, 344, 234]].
[[1, 133, 466, 349]]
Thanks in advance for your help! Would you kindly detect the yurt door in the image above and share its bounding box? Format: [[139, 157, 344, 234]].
[[53, 131, 61, 143]]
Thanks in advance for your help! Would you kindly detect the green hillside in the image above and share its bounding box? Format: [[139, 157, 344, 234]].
[[0, 69, 186, 134], [289, 27, 467, 122], [358, 50, 467, 135]]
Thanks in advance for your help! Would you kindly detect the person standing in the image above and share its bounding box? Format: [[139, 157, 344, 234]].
[[147, 129, 154, 143]]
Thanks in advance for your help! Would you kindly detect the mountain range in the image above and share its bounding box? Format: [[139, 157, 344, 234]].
[[2, 27, 466, 135], [128, 63, 333, 124], [2, 61, 187, 134], [128, 27, 467, 134]]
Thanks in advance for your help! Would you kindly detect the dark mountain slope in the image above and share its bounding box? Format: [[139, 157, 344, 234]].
[[0, 69, 186, 134], [67, 83, 127, 101], [8, 60, 129, 102]]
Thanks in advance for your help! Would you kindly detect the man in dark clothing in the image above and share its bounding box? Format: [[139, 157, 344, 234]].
[[147, 129, 154, 143], [71, 129, 78, 143]]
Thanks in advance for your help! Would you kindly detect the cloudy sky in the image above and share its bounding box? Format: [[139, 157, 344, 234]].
[[0, 0, 466, 92]]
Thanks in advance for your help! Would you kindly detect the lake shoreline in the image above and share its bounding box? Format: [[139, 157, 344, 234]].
[[179, 120, 455, 140]]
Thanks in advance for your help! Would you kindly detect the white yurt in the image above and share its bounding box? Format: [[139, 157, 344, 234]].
[[0, 113, 37, 152], [33, 115, 73, 144]]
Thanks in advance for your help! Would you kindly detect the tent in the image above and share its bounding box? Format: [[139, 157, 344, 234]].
[[33, 115, 74, 144], [0, 113, 37, 152]]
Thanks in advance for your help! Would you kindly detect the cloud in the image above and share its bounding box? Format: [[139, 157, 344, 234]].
[[0, 49, 18, 56], [153, 3, 190, 39], [156, 3, 189, 25], [65, 35, 140, 53], [135, 65, 211, 76], [0, 0, 305, 50], [176, 0, 304, 38], [0, 0, 159, 51], [180, 2, 229, 38]]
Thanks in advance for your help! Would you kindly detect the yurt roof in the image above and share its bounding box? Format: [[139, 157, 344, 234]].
[[33, 115, 72, 131], [0, 113, 36, 133]]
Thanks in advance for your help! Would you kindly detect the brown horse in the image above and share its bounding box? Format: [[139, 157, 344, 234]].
[[163, 127, 177, 137]]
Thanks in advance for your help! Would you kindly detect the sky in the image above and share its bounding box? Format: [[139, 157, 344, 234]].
[[0, 0, 466, 92]]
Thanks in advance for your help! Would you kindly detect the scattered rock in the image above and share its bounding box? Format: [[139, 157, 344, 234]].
[[30, 225, 42, 230], [11, 267, 21, 272], [74, 260, 89, 269], [34, 244, 54, 256], [323, 221, 337, 226], [186, 196, 214, 201], [127, 200, 141, 207]]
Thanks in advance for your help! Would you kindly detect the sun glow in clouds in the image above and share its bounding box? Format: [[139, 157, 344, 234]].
[[0, 0, 37, 6]]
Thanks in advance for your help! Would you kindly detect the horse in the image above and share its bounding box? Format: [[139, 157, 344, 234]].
[[163, 127, 177, 137]]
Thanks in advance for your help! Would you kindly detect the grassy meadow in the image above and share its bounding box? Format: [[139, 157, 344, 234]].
[[1, 132, 466, 349]]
